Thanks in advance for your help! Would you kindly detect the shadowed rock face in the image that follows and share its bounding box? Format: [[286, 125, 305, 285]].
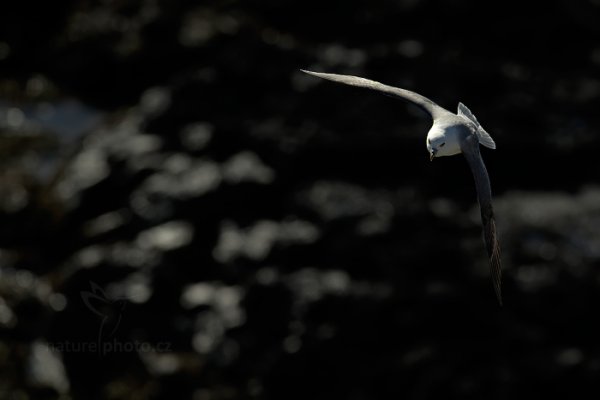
[[1, 0, 600, 399]]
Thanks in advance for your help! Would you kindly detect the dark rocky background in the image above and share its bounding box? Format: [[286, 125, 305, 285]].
[[1, 0, 600, 399]]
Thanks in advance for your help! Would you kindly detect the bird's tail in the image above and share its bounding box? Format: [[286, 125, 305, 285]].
[[458, 103, 496, 150]]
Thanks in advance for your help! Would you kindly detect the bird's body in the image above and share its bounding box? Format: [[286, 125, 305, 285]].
[[302, 69, 503, 305], [427, 118, 467, 158]]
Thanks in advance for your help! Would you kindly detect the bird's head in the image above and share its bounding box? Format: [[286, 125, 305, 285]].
[[427, 135, 447, 161], [427, 126, 461, 161]]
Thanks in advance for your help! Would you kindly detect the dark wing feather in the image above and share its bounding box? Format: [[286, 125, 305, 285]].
[[460, 133, 503, 305], [301, 70, 449, 119]]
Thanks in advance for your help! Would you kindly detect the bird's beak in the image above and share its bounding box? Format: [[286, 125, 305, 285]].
[[429, 151, 436, 161]]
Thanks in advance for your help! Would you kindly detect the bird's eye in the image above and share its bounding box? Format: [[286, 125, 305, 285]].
[[440, 142, 446, 147]]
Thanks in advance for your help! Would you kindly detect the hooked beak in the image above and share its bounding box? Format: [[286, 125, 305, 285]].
[[429, 150, 436, 161]]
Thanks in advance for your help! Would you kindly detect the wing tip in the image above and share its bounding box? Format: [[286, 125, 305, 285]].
[[496, 290, 503, 306], [492, 267, 503, 306], [300, 69, 321, 77], [492, 251, 503, 306]]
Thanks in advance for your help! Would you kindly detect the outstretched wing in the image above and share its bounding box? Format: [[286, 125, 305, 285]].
[[460, 133, 502, 305], [301, 70, 450, 120]]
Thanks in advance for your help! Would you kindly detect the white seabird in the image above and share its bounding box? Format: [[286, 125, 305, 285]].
[[301, 70, 502, 305]]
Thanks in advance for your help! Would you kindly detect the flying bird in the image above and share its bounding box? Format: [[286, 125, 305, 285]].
[[301, 70, 502, 305]]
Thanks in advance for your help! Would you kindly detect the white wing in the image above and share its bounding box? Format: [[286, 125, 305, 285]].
[[302, 70, 451, 120]]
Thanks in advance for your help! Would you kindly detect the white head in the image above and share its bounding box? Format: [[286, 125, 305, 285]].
[[426, 125, 462, 161]]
